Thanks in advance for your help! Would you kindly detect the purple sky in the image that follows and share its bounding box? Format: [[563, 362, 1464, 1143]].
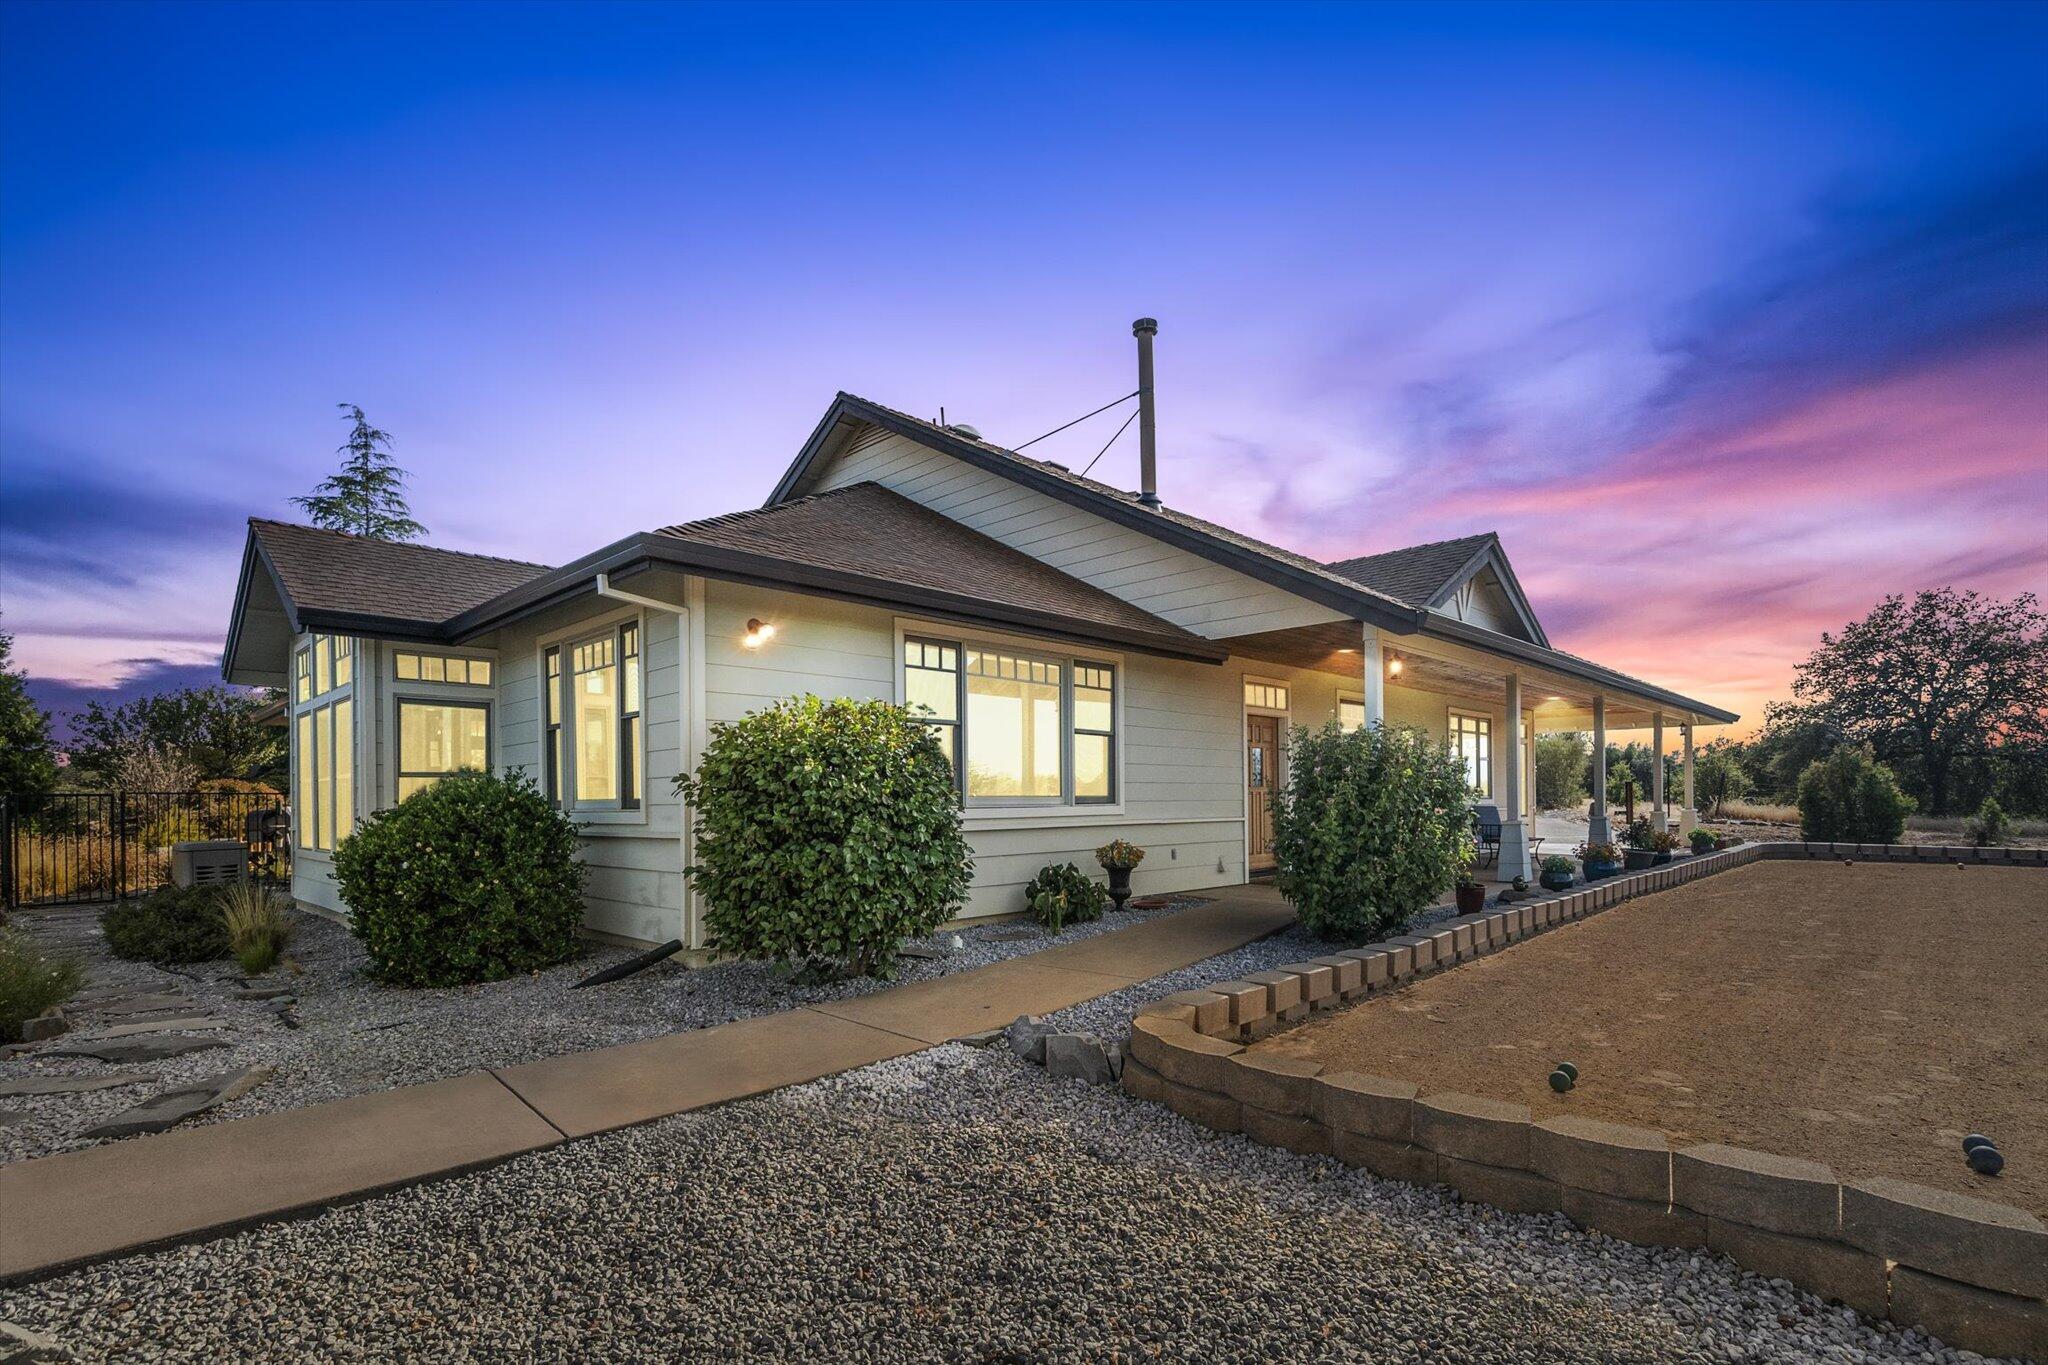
[[4, 1, 2045, 737]]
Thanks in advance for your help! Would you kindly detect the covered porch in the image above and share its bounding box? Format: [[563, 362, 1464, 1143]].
[[1218, 616, 1739, 884]]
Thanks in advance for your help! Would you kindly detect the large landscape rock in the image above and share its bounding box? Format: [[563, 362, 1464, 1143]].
[[1043, 1033, 1119, 1086], [79, 1065, 272, 1139], [0, 1319, 71, 1362], [1004, 1015, 1057, 1064], [45, 1035, 231, 1064]]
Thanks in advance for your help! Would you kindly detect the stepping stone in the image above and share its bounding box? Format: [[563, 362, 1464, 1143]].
[[78, 1065, 272, 1140], [0, 1073, 151, 1097], [45, 1035, 232, 1063], [70, 1016, 233, 1042], [91, 993, 195, 1017]]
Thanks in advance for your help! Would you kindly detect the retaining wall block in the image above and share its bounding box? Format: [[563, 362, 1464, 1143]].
[[1223, 1052, 1323, 1118], [1133, 1000, 1199, 1027], [1530, 1115, 1672, 1203], [1840, 1176, 2048, 1300], [1128, 1014, 1243, 1093], [1415, 1092, 1533, 1169], [1204, 980, 1272, 1032], [1672, 1143, 1840, 1240], [1363, 942, 1413, 979], [1155, 989, 1233, 1037], [1332, 1131, 1438, 1185], [1307, 954, 1365, 999], [1561, 1187, 1706, 1249], [1242, 1106, 1331, 1157], [1334, 947, 1393, 990], [1441, 919, 1478, 959], [1706, 1219, 1888, 1319], [1888, 1265, 2048, 1363], [1439, 1156, 1563, 1215], [1275, 961, 1337, 1007], [1420, 927, 1459, 967], [1387, 936, 1437, 973], [1242, 969, 1305, 1015], [1314, 1072, 1418, 1142], [1120, 1055, 1243, 1134]]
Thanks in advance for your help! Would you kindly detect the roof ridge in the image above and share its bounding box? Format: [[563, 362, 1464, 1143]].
[[249, 518, 551, 571], [1326, 531, 1496, 568]]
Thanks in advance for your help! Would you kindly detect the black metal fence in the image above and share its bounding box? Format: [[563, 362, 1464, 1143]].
[[1, 790, 291, 911]]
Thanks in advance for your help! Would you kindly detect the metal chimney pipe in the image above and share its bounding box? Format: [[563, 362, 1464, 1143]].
[[1133, 317, 1160, 508]]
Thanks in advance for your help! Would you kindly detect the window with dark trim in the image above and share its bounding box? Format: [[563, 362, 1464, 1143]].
[[397, 699, 490, 802], [1073, 663, 1116, 804], [903, 638, 962, 784], [900, 634, 1117, 807], [543, 646, 563, 807], [550, 621, 643, 812], [620, 623, 641, 811]]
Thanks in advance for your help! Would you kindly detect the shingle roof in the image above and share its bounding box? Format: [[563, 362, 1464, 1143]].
[[249, 519, 551, 630], [1324, 533, 1496, 608], [652, 482, 1220, 659]]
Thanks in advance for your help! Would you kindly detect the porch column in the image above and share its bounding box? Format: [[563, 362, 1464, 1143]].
[[1682, 723, 1697, 829], [1588, 694, 1611, 846], [1498, 671, 1533, 882], [1651, 712, 1667, 830], [1359, 623, 1385, 727]]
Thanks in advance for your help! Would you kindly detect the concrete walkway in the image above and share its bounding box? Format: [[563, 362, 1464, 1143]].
[[0, 886, 1293, 1283]]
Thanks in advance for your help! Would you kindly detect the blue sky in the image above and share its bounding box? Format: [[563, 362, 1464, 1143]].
[[4, 1, 2045, 734]]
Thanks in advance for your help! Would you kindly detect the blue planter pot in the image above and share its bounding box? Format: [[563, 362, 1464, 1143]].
[[1582, 860, 1622, 880], [1539, 870, 1575, 891]]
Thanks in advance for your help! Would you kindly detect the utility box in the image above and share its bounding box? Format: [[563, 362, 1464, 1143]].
[[172, 840, 247, 889]]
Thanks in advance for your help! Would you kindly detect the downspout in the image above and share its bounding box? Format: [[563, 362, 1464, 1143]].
[[595, 573, 692, 952]]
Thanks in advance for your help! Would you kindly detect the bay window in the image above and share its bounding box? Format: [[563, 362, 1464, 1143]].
[[901, 635, 1117, 807]]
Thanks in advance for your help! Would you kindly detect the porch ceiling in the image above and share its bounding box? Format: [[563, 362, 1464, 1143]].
[[1215, 621, 1713, 732]]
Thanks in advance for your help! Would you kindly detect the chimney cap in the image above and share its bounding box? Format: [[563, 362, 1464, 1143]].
[[1132, 317, 1158, 336]]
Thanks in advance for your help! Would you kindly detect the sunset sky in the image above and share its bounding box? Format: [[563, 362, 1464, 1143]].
[[4, 1, 2044, 738]]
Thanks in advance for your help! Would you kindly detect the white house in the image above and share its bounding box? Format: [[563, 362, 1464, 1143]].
[[223, 340, 1736, 949]]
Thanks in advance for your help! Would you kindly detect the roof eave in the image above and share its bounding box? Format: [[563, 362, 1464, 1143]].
[[1417, 616, 1739, 725]]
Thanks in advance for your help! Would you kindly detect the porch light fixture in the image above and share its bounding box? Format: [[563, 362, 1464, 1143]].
[[1386, 654, 1404, 678], [743, 618, 775, 649]]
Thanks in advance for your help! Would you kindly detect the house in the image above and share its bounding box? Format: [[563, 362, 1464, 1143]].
[[222, 330, 1736, 949]]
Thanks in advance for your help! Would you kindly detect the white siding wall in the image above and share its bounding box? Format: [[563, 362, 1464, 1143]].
[[812, 428, 1346, 639]]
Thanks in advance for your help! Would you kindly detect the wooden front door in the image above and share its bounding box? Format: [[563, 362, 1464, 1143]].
[[1247, 714, 1281, 872]]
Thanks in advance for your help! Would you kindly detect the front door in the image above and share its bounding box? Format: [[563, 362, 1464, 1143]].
[[1247, 715, 1281, 872]]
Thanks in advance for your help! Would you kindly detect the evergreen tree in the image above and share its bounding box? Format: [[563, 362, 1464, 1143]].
[[291, 404, 427, 540], [0, 624, 60, 805]]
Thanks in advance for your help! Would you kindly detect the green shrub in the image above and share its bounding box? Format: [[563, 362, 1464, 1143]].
[[1534, 733, 1588, 809], [1970, 795, 2011, 848], [1271, 721, 1473, 941], [0, 931, 84, 1041], [1687, 828, 1716, 852], [220, 882, 293, 976], [333, 769, 585, 987], [102, 885, 231, 964], [1796, 744, 1914, 843], [1539, 854, 1576, 875], [678, 695, 972, 978], [1024, 862, 1108, 931], [141, 808, 205, 849]]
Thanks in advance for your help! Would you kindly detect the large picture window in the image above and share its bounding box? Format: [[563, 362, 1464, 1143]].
[[293, 635, 354, 851], [397, 700, 490, 801], [1451, 711, 1492, 799], [901, 635, 1116, 807], [546, 621, 643, 811]]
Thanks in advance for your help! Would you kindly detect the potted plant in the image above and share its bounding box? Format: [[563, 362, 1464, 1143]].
[[1622, 816, 1657, 870], [1538, 855, 1576, 892], [1687, 828, 1715, 855], [1454, 869, 1486, 915], [1648, 829, 1680, 865], [1577, 841, 1622, 880], [1095, 839, 1146, 911]]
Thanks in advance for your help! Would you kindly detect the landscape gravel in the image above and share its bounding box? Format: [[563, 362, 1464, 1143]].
[[0, 1044, 2009, 1363], [0, 896, 1204, 1164]]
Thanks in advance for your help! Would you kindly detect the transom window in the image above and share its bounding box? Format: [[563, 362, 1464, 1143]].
[[1244, 681, 1289, 712], [545, 622, 642, 811], [902, 636, 1117, 806], [397, 700, 489, 801], [1451, 711, 1492, 798], [395, 651, 493, 686]]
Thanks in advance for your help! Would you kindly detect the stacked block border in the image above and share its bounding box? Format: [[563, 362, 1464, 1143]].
[[1121, 841, 2048, 1362]]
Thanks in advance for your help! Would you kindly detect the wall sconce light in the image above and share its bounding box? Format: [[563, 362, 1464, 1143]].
[[1386, 654, 1405, 678], [743, 618, 775, 649]]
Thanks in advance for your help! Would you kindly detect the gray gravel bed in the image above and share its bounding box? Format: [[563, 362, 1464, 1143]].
[[0, 896, 1204, 1164], [0, 1045, 2003, 1363]]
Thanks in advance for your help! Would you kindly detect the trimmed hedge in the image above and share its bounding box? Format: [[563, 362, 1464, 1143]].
[[678, 695, 972, 978], [1271, 721, 1474, 941], [333, 769, 585, 987], [102, 885, 231, 964]]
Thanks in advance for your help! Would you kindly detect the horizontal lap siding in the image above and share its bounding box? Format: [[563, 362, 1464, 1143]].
[[812, 430, 1346, 639]]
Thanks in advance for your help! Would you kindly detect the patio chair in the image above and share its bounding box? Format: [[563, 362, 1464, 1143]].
[[1472, 804, 1502, 869]]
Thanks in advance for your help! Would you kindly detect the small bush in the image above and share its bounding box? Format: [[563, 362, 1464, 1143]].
[[1796, 744, 1914, 843], [1024, 862, 1108, 931], [1687, 828, 1716, 852], [1970, 796, 2010, 848], [140, 808, 206, 849], [334, 769, 585, 987], [102, 885, 231, 964], [0, 931, 84, 1041], [1539, 854, 1576, 875], [1271, 721, 1474, 942], [220, 882, 293, 976], [678, 695, 973, 978]]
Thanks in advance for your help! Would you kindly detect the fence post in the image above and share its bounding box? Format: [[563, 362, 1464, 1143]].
[[116, 790, 128, 902], [2, 793, 15, 914]]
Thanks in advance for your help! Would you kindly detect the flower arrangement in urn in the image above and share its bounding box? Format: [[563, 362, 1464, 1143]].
[[1095, 839, 1146, 910]]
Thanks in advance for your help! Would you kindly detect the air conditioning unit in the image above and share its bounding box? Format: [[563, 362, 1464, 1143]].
[[172, 840, 248, 889]]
